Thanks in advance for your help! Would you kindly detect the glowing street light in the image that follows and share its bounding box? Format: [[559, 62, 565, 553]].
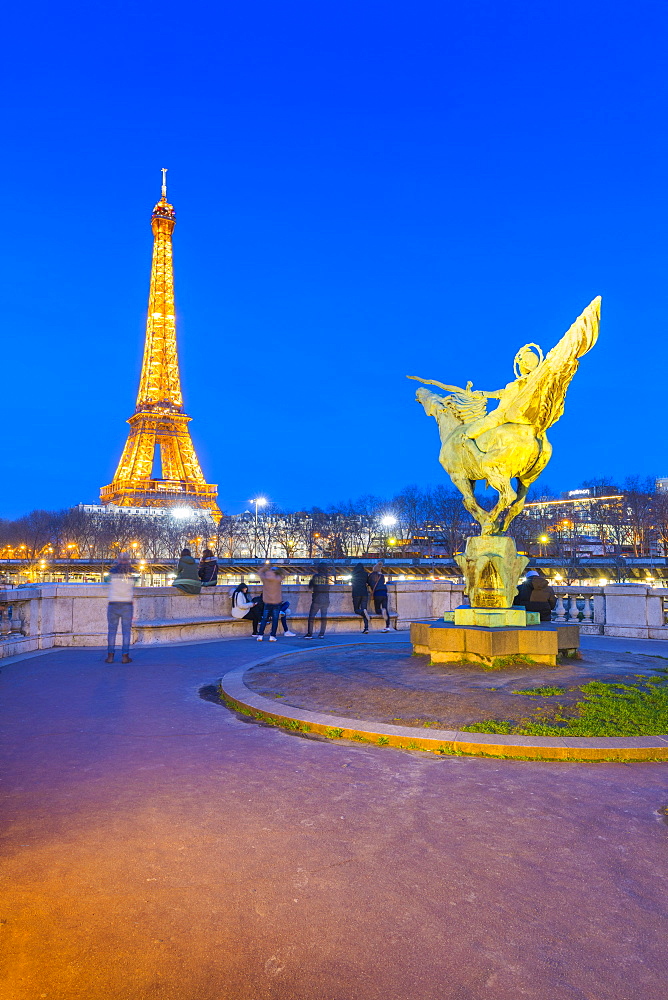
[[248, 497, 268, 558], [171, 506, 194, 520], [380, 514, 397, 555]]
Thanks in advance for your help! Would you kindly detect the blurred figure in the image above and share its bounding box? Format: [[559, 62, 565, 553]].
[[106, 551, 135, 663], [231, 582, 263, 635], [514, 570, 557, 622], [257, 564, 286, 641], [368, 561, 392, 632], [172, 548, 202, 595], [280, 600, 296, 636], [304, 561, 330, 638], [199, 548, 219, 588], [351, 563, 370, 633]]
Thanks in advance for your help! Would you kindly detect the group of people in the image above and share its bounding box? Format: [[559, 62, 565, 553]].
[[230, 560, 393, 641], [104, 553, 394, 660], [104, 549, 558, 661], [171, 548, 219, 594]]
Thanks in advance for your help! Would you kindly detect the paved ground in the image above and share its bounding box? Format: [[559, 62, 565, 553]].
[[1, 633, 667, 1000], [245, 640, 668, 729]]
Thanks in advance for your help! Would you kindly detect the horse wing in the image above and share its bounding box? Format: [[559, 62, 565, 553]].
[[503, 296, 600, 435]]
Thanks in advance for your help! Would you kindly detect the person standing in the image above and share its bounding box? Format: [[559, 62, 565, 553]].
[[304, 561, 330, 639], [256, 564, 286, 641], [199, 548, 219, 588], [368, 561, 392, 632], [172, 548, 202, 595], [351, 563, 370, 633], [105, 551, 135, 663]]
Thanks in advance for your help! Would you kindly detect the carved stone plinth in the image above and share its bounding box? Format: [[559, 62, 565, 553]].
[[454, 535, 528, 611]]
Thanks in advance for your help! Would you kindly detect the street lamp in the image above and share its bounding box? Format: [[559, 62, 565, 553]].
[[248, 497, 268, 558], [66, 543, 76, 582], [380, 515, 397, 555]]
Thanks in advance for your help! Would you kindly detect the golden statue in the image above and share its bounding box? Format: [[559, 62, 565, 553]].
[[409, 296, 600, 617]]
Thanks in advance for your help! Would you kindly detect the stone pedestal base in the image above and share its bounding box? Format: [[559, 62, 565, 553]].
[[447, 607, 540, 628], [411, 621, 580, 668]]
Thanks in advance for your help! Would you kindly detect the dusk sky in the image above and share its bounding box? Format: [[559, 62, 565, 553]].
[[2, 1, 667, 518]]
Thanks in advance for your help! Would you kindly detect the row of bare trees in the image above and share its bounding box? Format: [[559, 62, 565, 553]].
[[0, 485, 475, 564], [509, 477, 668, 558], [1, 477, 667, 565]]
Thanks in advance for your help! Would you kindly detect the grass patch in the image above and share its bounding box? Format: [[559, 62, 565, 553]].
[[377, 736, 390, 745], [512, 686, 564, 697], [487, 654, 539, 670], [460, 677, 668, 737], [325, 727, 344, 739]]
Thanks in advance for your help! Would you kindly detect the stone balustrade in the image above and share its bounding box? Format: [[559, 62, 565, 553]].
[[0, 580, 460, 658], [1, 580, 666, 659]]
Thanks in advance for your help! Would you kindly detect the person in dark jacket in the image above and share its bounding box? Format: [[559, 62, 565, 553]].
[[368, 561, 392, 631], [351, 563, 370, 633], [172, 548, 202, 595], [514, 570, 556, 622], [198, 548, 219, 587], [303, 561, 331, 638]]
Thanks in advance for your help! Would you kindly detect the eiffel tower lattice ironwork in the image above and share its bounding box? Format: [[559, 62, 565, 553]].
[[101, 171, 220, 517]]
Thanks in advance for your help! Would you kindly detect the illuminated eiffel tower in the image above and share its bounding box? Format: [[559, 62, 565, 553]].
[[101, 171, 220, 517]]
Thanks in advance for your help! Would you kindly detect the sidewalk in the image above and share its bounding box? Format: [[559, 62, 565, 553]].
[[1, 634, 666, 999]]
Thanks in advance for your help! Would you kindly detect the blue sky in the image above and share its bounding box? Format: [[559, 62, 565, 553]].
[[2, 1, 667, 517]]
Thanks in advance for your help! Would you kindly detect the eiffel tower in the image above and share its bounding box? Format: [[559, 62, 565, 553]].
[[101, 171, 220, 518]]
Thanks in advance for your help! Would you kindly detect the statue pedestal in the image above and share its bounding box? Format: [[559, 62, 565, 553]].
[[411, 621, 579, 668], [449, 607, 540, 628], [455, 535, 529, 611]]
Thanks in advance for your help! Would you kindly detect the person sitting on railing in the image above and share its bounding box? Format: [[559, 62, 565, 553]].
[[198, 548, 219, 588], [514, 570, 557, 622], [172, 549, 202, 596]]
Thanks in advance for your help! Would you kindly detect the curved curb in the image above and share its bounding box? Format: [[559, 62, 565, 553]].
[[218, 645, 668, 762]]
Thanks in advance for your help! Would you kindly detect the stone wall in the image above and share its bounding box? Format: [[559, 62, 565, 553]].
[[1, 580, 666, 658], [0, 580, 461, 657]]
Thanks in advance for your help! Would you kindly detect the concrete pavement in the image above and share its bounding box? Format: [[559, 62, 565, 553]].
[[1, 633, 667, 999]]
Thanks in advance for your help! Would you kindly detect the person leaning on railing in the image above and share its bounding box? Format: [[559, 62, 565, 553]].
[[514, 570, 557, 622]]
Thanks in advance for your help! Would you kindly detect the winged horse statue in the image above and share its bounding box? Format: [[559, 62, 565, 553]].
[[410, 297, 601, 536]]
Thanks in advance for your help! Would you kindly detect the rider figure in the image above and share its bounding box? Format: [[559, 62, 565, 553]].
[[464, 345, 541, 441]]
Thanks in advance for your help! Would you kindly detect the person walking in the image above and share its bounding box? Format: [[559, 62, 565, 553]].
[[368, 561, 392, 631], [105, 551, 135, 663], [199, 548, 219, 588], [256, 564, 286, 641], [303, 561, 331, 639], [351, 562, 370, 633], [514, 570, 557, 622], [172, 548, 202, 595], [230, 582, 263, 635]]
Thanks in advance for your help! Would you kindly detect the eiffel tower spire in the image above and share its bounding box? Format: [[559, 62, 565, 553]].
[[101, 173, 220, 517]]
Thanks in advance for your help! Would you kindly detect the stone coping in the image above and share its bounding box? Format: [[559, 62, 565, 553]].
[[137, 612, 399, 628], [218, 644, 668, 762]]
